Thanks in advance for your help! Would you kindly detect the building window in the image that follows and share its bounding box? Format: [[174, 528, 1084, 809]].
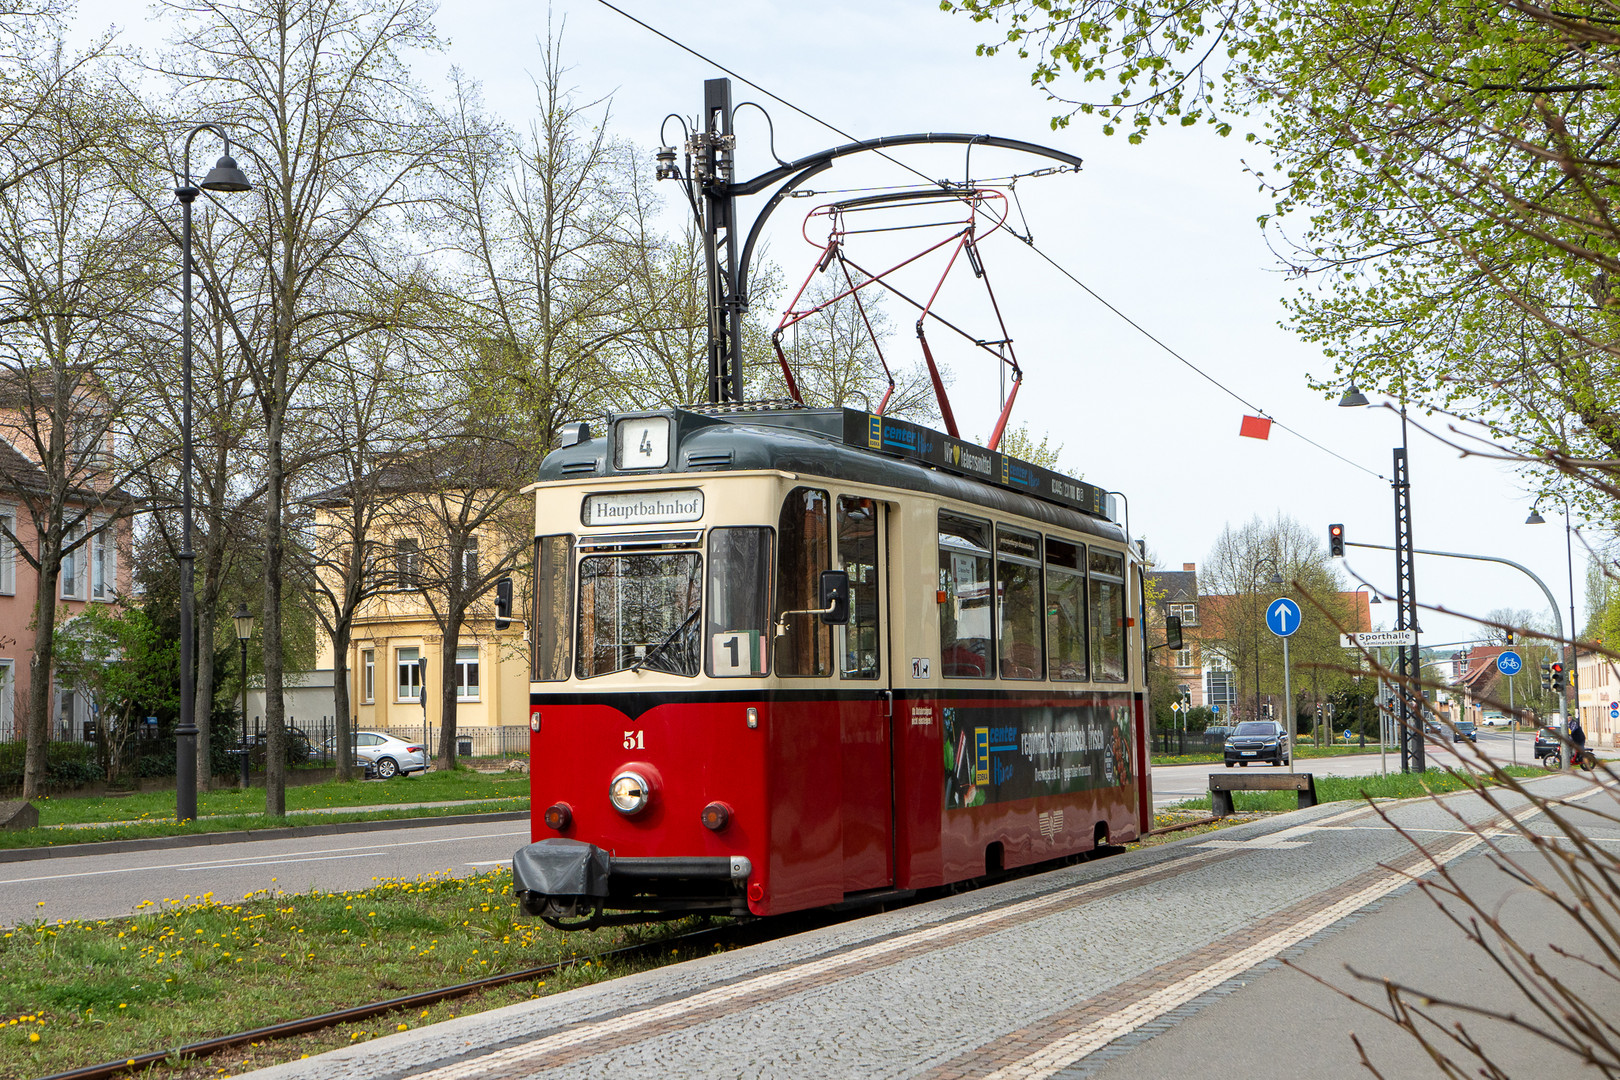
[[1181, 603, 1198, 626], [397, 647, 422, 702], [462, 538, 479, 592], [0, 510, 14, 596], [361, 649, 375, 703], [90, 523, 116, 600], [60, 525, 82, 600], [0, 659, 13, 741], [1174, 647, 1193, 669], [395, 538, 420, 589], [456, 645, 480, 700]]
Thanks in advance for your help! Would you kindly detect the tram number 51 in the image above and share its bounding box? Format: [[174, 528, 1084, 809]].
[[623, 730, 645, 750]]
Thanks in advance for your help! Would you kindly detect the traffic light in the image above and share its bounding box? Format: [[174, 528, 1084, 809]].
[[1541, 660, 1553, 691], [1552, 662, 1567, 692], [1328, 523, 1345, 558]]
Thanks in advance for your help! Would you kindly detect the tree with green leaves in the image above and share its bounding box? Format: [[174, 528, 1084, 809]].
[[52, 606, 178, 782], [943, 0, 1620, 511]]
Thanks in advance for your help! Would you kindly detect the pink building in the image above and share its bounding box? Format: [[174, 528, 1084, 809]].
[[0, 425, 135, 743]]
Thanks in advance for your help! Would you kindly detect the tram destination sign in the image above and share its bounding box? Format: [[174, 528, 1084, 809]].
[[843, 411, 1111, 519]]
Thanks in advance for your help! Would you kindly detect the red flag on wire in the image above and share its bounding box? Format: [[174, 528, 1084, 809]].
[[1239, 415, 1273, 440]]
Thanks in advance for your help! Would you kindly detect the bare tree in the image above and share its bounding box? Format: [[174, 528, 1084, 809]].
[[153, 0, 455, 814], [369, 423, 532, 769], [0, 41, 161, 797], [295, 331, 423, 780]]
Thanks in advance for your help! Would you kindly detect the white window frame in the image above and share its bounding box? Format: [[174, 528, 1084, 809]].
[[456, 644, 480, 701], [90, 520, 116, 601], [361, 649, 375, 703], [0, 507, 15, 596], [60, 523, 84, 601], [1173, 647, 1193, 669], [0, 659, 13, 740], [395, 537, 420, 590], [462, 537, 479, 593], [397, 647, 422, 702]]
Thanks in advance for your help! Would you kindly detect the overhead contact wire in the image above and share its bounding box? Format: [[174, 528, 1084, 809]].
[[595, 0, 1387, 485]]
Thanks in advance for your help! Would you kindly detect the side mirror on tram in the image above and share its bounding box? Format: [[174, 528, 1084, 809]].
[[819, 570, 850, 625], [494, 576, 513, 630], [1164, 615, 1183, 651]]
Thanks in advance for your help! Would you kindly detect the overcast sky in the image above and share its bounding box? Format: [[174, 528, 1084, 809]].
[[74, 0, 1595, 660]]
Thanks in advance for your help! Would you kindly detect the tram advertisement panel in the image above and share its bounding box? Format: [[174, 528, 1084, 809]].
[[942, 703, 1135, 809]]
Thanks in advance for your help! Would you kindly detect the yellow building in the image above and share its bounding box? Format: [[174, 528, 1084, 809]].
[[310, 464, 533, 756]]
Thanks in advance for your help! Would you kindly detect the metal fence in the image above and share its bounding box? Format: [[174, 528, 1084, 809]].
[[1154, 730, 1229, 757]]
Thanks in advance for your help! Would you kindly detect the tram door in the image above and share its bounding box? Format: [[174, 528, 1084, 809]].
[[836, 496, 894, 893]]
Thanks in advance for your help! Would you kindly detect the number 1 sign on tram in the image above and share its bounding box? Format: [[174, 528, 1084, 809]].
[[1266, 597, 1302, 638]]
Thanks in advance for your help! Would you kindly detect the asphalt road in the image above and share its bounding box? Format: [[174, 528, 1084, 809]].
[[1149, 728, 1563, 808], [0, 819, 533, 927]]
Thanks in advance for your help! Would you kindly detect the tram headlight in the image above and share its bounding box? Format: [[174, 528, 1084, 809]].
[[609, 770, 652, 815]]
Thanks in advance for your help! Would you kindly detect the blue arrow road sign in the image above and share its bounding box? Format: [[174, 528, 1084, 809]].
[[1265, 597, 1302, 637], [1496, 650, 1522, 676]]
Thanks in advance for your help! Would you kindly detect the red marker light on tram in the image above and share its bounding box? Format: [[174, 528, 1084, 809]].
[[700, 801, 732, 832], [543, 803, 572, 831]]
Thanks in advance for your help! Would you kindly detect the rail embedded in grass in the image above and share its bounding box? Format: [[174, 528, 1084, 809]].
[[0, 868, 717, 1080]]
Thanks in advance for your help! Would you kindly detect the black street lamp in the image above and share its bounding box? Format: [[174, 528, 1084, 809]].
[[174, 126, 252, 823], [233, 603, 254, 789]]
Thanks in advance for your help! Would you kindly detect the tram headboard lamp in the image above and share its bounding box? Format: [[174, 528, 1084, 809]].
[[559, 420, 591, 448], [610, 770, 652, 815]]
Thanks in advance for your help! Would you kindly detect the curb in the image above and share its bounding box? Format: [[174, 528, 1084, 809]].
[[0, 810, 530, 864]]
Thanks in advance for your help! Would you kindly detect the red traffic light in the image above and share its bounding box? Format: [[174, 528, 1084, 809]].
[[1328, 523, 1345, 557]]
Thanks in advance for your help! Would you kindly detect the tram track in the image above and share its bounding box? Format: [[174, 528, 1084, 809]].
[[33, 832, 1194, 1080], [32, 921, 750, 1080]]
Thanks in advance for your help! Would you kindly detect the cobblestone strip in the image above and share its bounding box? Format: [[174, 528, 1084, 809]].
[[922, 796, 1568, 1080], [395, 847, 1260, 1080]]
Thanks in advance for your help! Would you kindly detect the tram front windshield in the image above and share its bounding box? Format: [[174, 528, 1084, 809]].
[[577, 552, 702, 677]]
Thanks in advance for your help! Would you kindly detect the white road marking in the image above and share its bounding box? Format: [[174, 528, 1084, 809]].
[[0, 829, 529, 885], [178, 853, 385, 872]]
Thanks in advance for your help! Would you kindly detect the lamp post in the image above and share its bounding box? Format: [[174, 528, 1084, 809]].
[[1340, 383, 1424, 773], [1526, 502, 1579, 764], [233, 603, 253, 790], [173, 126, 252, 823], [1253, 557, 1285, 727]]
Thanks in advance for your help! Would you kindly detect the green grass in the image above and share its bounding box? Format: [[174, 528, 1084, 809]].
[[0, 771, 530, 851], [0, 798, 530, 851], [1168, 765, 1548, 813], [1153, 744, 1389, 766], [0, 868, 712, 1080], [32, 768, 528, 826]]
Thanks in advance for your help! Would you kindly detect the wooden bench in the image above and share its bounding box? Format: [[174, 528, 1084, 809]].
[[1209, 772, 1319, 817]]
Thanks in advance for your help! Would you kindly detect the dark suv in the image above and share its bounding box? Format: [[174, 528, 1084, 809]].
[[1224, 720, 1291, 767]]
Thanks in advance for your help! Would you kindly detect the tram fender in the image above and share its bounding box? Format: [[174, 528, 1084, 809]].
[[513, 838, 612, 898]]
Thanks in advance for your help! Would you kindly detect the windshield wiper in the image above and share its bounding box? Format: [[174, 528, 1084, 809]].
[[629, 608, 700, 675]]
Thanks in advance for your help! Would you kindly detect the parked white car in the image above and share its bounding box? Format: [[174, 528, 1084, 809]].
[[320, 731, 428, 779], [1480, 712, 1512, 728]]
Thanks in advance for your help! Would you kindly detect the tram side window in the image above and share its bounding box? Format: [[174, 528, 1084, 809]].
[[1089, 548, 1128, 682], [707, 527, 773, 677], [576, 549, 702, 678], [838, 496, 880, 680], [939, 512, 993, 678], [997, 527, 1044, 680], [776, 487, 831, 677], [533, 534, 573, 681], [1045, 537, 1088, 681]]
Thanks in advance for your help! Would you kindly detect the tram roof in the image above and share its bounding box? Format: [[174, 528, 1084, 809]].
[[538, 403, 1127, 542]]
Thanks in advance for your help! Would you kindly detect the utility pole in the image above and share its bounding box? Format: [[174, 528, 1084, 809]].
[[1392, 417, 1425, 773]]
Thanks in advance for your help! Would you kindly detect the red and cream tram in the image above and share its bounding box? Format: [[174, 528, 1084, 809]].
[[513, 405, 1152, 927]]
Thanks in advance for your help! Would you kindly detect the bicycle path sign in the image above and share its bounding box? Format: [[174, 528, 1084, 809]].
[[1496, 650, 1522, 676], [1265, 597, 1302, 638]]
